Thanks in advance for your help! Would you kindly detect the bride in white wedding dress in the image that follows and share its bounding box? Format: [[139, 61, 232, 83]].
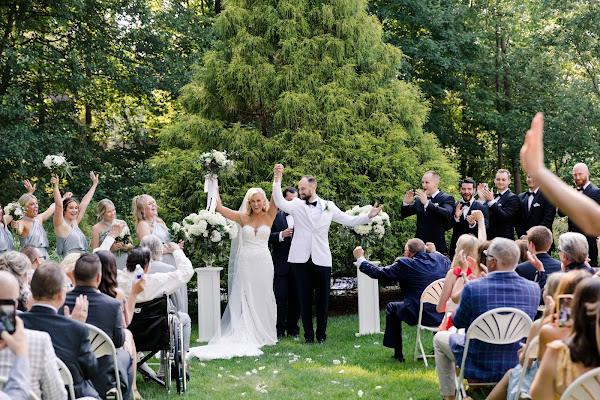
[[187, 185, 278, 360]]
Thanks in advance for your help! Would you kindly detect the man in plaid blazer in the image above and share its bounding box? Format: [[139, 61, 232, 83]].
[[433, 238, 540, 400], [0, 271, 67, 400]]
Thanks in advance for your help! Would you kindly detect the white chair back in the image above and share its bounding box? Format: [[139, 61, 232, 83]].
[[55, 357, 76, 400], [456, 307, 533, 400], [86, 324, 123, 400], [414, 278, 445, 367], [560, 366, 600, 400]]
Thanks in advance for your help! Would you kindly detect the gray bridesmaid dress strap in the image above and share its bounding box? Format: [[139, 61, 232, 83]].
[[19, 217, 49, 259], [56, 221, 88, 257]]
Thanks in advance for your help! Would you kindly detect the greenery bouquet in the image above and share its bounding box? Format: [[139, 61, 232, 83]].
[[172, 210, 238, 267], [43, 154, 73, 178], [3, 202, 25, 221]]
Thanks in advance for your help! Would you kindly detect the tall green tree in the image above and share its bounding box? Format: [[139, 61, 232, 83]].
[[150, 0, 458, 273]]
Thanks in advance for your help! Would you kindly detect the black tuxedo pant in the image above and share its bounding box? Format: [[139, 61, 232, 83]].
[[274, 269, 300, 337], [292, 259, 331, 342]]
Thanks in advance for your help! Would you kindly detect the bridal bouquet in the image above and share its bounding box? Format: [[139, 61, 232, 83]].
[[3, 202, 24, 220], [197, 150, 236, 177], [43, 154, 73, 178], [172, 210, 238, 266], [343, 205, 391, 247], [114, 223, 131, 256]]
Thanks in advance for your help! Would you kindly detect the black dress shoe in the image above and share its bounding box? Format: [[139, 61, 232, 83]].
[[277, 334, 285, 340], [305, 338, 315, 344], [391, 355, 405, 363], [317, 337, 326, 344]]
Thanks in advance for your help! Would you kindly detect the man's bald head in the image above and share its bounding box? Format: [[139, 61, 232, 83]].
[[573, 163, 590, 188], [0, 270, 20, 299]]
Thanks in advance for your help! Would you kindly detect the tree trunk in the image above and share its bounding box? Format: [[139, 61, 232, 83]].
[[511, 157, 521, 193], [85, 104, 92, 126], [215, 0, 222, 14]]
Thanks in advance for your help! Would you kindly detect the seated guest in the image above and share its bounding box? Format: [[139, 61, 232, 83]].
[[558, 232, 596, 274], [20, 262, 100, 399], [516, 226, 562, 291], [0, 314, 30, 400], [530, 276, 600, 399], [516, 239, 529, 264], [20, 245, 45, 284], [61, 253, 134, 400], [0, 251, 31, 311], [139, 235, 187, 313], [117, 246, 193, 353], [433, 238, 540, 400], [353, 238, 450, 362], [0, 270, 67, 400]]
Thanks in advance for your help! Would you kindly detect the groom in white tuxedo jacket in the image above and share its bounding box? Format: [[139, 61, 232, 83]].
[[273, 164, 382, 343]]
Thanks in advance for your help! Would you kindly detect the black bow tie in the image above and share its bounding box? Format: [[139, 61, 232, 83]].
[[577, 187, 584, 192], [427, 196, 433, 200], [284, 212, 289, 216], [494, 193, 501, 199], [460, 201, 470, 206], [306, 200, 318, 207], [526, 191, 535, 196]]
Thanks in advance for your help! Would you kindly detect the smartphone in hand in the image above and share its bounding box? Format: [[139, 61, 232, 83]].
[[0, 299, 16, 334], [556, 294, 573, 328]]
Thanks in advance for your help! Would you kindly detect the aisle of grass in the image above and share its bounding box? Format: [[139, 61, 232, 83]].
[[136, 312, 488, 399]]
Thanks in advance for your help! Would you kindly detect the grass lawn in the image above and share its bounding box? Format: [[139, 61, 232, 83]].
[[135, 312, 490, 399]]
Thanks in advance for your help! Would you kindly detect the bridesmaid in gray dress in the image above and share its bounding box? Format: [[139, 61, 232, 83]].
[[0, 203, 14, 254], [90, 199, 133, 269], [52, 172, 98, 258], [133, 194, 187, 311], [12, 180, 65, 260]]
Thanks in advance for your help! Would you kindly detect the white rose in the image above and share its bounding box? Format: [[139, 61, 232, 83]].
[[118, 225, 130, 239], [197, 220, 208, 233], [205, 158, 212, 166], [210, 230, 222, 243], [203, 230, 209, 238], [373, 216, 383, 224], [43, 155, 53, 168], [172, 222, 182, 233], [54, 156, 65, 166]]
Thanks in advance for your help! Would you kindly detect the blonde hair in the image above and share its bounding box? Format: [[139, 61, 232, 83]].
[[0, 251, 31, 291], [244, 188, 268, 217], [451, 234, 480, 269], [132, 194, 154, 225], [18, 194, 36, 208], [60, 252, 81, 274], [97, 199, 115, 223]]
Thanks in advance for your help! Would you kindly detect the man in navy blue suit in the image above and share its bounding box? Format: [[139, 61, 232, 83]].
[[559, 163, 600, 267], [353, 238, 450, 362], [479, 169, 520, 240], [401, 171, 455, 254], [20, 262, 100, 399], [433, 238, 539, 400], [448, 178, 489, 258], [61, 253, 133, 400], [516, 226, 562, 294], [516, 175, 556, 241], [269, 186, 301, 339]]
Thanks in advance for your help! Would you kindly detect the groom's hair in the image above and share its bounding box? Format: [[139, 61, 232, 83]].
[[303, 175, 317, 186], [406, 238, 425, 254]]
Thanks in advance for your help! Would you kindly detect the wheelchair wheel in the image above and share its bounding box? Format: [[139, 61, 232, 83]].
[[172, 321, 185, 394]]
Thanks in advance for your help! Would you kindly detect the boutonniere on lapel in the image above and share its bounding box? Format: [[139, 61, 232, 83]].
[[324, 201, 332, 212], [533, 203, 540, 207]]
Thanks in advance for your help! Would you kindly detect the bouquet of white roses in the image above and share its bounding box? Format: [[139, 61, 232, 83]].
[[172, 210, 238, 266], [3, 202, 24, 221], [43, 154, 73, 178], [114, 223, 131, 255], [197, 150, 236, 177], [344, 205, 391, 247]]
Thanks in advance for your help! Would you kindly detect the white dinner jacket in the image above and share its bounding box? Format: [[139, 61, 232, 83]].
[[273, 182, 371, 267]]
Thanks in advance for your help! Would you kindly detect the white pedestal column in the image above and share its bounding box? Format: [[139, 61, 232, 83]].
[[195, 267, 223, 342], [356, 261, 382, 336]]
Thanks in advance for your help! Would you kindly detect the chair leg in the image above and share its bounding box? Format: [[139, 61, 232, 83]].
[[419, 336, 428, 367], [414, 326, 421, 362]]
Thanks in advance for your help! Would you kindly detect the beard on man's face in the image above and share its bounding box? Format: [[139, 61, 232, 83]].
[[301, 192, 311, 201]]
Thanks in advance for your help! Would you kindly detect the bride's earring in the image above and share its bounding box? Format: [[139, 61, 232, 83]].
[[262, 206, 266, 212]]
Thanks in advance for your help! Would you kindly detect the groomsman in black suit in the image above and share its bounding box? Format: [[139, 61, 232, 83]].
[[401, 171, 455, 254], [559, 163, 600, 267], [448, 178, 489, 258], [516, 175, 556, 242], [478, 169, 520, 240], [269, 186, 301, 340]]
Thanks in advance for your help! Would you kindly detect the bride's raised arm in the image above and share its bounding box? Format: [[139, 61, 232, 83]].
[[214, 183, 245, 225], [267, 193, 277, 222]]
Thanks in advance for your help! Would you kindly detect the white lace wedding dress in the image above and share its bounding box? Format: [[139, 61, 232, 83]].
[[187, 225, 277, 360]]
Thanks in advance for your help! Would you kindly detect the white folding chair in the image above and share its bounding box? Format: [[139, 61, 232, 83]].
[[455, 307, 533, 400], [414, 278, 445, 367], [560, 366, 600, 400], [0, 375, 41, 400], [55, 357, 76, 400], [514, 335, 539, 398], [86, 324, 123, 400]]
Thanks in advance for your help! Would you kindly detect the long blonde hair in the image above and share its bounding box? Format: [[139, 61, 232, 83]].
[[132, 194, 154, 225], [451, 234, 480, 269], [97, 199, 115, 223], [244, 188, 268, 217], [18, 194, 36, 208]]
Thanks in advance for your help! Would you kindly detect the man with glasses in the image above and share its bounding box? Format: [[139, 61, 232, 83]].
[[432, 238, 539, 400]]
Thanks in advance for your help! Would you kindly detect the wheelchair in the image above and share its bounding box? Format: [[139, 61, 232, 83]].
[[128, 293, 187, 394]]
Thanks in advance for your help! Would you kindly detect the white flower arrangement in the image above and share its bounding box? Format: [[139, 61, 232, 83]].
[[3, 202, 24, 220], [172, 210, 238, 262], [43, 153, 73, 178], [197, 150, 236, 178], [344, 205, 390, 243]]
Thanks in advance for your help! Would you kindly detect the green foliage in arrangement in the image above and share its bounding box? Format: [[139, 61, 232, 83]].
[[148, 0, 459, 275]]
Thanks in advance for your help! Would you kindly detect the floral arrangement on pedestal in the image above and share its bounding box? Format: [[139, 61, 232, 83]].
[[342, 205, 391, 257], [172, 210, 238, 267]]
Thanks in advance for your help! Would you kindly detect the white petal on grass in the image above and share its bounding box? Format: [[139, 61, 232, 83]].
[[259, 366, 265, 370], [200, 362, 206, 367], [246, 371, 252, 376], [273, 370, 279, 374], [306, 358, 312, 363], [358, 390, 364, 397], [274, 352, 280, 356], [255, 384, 268, 393], [252, 369, 258, 374], [373, 342, 379, 345], [229, 375, 239, 380], [331, 380, 339, 384], [217, 374, 222, 378], [355, 333, 360, 337], [333, 360, 341, 365], [339, 369, 345, 374], [219, 367, 224, 370], [354, 345, 361, 348], [241, 393, 246, 396], [375, 386, 382, 389]]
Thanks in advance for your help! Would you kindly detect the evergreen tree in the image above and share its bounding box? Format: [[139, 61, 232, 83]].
[[151, 0, 458, 273]]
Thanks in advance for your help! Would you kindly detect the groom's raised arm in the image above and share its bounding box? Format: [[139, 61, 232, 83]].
[[330, 203, 371, 227], [272, 164, 296, 214]]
